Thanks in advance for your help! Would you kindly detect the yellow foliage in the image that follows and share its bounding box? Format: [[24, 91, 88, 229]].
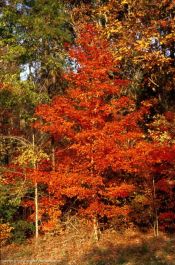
[[16, 145, 49, 166], [148, 114, 175, 144], [0, 223, 13, 243]]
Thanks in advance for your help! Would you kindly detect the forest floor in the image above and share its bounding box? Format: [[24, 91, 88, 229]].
[[1, 223, 175, 265]]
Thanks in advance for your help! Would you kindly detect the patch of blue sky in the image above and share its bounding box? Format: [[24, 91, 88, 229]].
[[20, 61, 41, 81], [65, 57, 80, 73], [165, 49, 171, 57]]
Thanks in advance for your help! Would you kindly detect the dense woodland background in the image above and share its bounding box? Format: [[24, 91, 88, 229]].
[[0, 0, 175, 249]]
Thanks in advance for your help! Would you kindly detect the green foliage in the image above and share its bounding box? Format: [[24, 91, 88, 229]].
[[0, 167, 32, 225], [0, 89, 18, 109], [0, 178, 27, 222], [0, 0, 73, 97], [11, 220, 35, 243]]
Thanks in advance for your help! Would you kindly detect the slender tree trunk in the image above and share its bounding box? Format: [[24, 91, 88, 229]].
[[152, 176, 159, 237], [33, 133, 39, 240], [35, 181, 39, 239], [51, 136, 55, 171], [93, 216, 100, 241], [49, 136, 55, 207], [90, 144, 100, 241]]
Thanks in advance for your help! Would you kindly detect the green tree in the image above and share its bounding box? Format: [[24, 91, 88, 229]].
[[0, 1, 73, 242], [0, 0, 73, 96]]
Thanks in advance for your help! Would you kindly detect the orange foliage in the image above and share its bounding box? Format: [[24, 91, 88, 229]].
[[34, 24, 154, 224]]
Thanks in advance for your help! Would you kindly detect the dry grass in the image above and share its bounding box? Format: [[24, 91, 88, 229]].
[[1, 222, 175, 265]]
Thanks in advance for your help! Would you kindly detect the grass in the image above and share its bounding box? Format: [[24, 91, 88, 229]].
[[1, 225, 175, 265]]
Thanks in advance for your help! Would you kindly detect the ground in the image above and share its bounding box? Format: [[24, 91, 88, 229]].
[[1, 223, 175, 265]]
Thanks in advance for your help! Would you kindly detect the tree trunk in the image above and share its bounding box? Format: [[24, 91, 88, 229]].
[[51, 136, 55, 171], [93, 216, 100, 241], [33, 133, 39, 240], [35, 181, 39, 239], [152, 176, 159, 237]]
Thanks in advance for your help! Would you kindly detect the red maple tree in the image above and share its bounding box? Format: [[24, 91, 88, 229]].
[[34, 24, 152, 231]]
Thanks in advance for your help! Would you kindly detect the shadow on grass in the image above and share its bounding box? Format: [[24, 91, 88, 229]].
[[81, 236, 175, 265], [1, 233, 175, 265]]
